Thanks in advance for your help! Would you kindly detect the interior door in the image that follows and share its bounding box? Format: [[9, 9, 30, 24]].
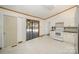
[[4, 15, 17, 47]]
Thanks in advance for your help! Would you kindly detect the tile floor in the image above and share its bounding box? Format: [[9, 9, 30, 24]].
[[0, 36, 75, 54]]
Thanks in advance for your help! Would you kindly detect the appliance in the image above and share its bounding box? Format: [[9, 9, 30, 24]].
[[55, 22, 64, 41]]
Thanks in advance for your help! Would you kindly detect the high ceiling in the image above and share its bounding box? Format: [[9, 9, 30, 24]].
[[0, 5, 74, 19]]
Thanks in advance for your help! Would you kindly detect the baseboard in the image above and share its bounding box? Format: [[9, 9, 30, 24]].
[[46, 34, 50, 36], [54, 39, 64, 42], [39, 34, 50, 37], [39, 35, 45, 37], [18, 41, 23, 44], [0, 48, 2, 50], [11, 45, 17, 47]]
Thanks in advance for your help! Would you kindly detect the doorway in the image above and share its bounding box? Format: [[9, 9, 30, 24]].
[[26, 19, 39, 41], [4, 15, 17, 47]]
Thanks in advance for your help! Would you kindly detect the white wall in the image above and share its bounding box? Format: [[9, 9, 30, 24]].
[[40, 20, 51, 36], [74, 6, 79, 53], [40, 20, 46, 35], [17, 17, 26, 42], [22, 18, 26, 41], [44, 21, 50, 35], [46, 7, 77, 45]]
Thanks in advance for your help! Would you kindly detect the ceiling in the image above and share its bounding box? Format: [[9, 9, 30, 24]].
[[0, 5, 75, 19]]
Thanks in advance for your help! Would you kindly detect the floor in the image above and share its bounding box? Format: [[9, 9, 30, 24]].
[[0, 36, 75, 54]]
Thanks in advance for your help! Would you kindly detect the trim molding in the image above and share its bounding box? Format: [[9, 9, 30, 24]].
[[18, 41, 23, 44], [0, 5, 77, 20], [39, 34, 50, 37], [11, 45, 17, 47], [0, 7, 44, 20]]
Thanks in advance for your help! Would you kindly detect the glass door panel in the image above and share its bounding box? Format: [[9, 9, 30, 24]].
[[26, 20, 39, 41]]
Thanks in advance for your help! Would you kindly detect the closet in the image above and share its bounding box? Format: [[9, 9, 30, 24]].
[[0, 14, 18, 48], [4, 15, 17, 47]]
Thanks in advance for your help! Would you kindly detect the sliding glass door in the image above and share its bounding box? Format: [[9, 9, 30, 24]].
[[26, 20, 39, 41]]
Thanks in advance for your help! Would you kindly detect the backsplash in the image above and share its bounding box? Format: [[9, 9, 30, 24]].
[[51, 26, 78, 33], [64, 27, 78, 33]]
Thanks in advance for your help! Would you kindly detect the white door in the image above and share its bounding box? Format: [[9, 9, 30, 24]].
[[4, 15, 17, 47]]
